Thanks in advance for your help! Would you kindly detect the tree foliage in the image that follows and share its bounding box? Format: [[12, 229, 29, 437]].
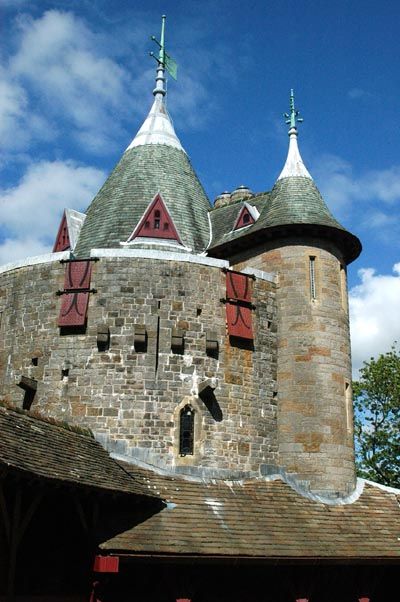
[[353, 345, 400, 488]]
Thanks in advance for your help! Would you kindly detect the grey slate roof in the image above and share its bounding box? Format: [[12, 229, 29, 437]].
[[74, 145, 211, 257], [208, 178, 361, 264], [259, 176, 344, 230], [209, 194, 268, 248]]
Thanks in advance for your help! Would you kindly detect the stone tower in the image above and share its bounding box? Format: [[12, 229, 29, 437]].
[[0, 26, 361, 499], [214, 91, 362, 496]]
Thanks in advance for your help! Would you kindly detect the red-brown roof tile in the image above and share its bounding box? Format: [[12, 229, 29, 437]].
[[100, 463, 400, 560]]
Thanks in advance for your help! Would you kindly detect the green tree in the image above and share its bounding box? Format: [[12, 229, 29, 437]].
[[353, 345, 400, 488]]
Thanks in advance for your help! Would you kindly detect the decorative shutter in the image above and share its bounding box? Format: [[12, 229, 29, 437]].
[[226, 271, 252, 302], [225, 271, 254, 340], [58, 261, 92, 327]]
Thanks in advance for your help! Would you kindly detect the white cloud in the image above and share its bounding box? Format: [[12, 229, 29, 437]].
[[349, 263, 400, 377], [313, 155, 400, 210], [0, 159, 105, 264], [0, 67, 30, 150], [312, 155, 361, 214], [312, 155, 400, 247], [9, 10, 131, 153], [0, 9, 229, 161], [0, 237, 50, 266]]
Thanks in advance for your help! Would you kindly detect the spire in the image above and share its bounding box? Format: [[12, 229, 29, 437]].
[[277, 89, 312, 180], [126, 15, 184, 153]]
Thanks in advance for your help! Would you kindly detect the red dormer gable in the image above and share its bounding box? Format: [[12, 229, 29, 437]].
[[233, 205, 256, 231], [128, 194, 182, 243], [53, 211, 71, 252]]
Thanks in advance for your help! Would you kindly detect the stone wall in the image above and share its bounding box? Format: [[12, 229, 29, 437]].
[[233, 236, 356, 496], [0, 254, 277, 478]]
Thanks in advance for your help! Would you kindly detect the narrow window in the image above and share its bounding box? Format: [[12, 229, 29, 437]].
[[345, 382, 352, 432], [163, 222, 169, 231], [340, 264, 347, 312], [309, 256, 316, 300], [179, 405, 194, 456], [243, 212, 250, 224], [145, 220, 150, 229]]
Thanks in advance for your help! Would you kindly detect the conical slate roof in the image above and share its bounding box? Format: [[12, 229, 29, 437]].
[[74, 144, 211, 256], [262, 174, 345, 231], [258, 124, 361, 261], [261, 123, 343, 230], [207, 114, 361, 264], [74, 56, 211, 257]]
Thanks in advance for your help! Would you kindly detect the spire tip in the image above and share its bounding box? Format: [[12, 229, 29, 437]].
[[284, 89, 303, 132]]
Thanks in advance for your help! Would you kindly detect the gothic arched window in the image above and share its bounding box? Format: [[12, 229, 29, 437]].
[[179, 405, 195, 456]]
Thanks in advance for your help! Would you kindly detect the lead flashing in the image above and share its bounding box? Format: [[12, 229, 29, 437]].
[[90, 248, 229, 269]]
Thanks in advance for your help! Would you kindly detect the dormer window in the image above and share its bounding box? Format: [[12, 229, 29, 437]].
[[127, 193, 183, 244], [53, 211, 71, 252], [233, 203, 259, 231]]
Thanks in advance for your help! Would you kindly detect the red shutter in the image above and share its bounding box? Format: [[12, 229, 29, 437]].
[[226, 271, 252, 302], [225, 271, 254, 340], [226, 302, 253, 339], [58, 261, 92, 327]]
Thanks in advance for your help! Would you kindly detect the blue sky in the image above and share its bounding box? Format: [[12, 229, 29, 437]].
[[1, 0, 400, 374]]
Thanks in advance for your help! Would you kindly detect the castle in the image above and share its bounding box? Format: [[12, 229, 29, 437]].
[[0, 17, 398, 602]]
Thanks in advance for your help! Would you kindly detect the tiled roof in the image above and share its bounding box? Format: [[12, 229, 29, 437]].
[[74, 145, 211, 257], [259, 176, 344, 230], [0, 405, 153, 497], [208, 179, 361, 264], [209, 194, 268, 248], [101, 462, 400, 560]]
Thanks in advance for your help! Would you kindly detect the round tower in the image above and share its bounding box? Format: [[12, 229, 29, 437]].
[[231, 91, 361, 497], [0, 17, 278, 481]]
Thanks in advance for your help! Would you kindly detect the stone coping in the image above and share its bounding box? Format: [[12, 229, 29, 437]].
[[0, 248, 276, 284], [0, 251, 70, 275], [90, 247, 229, 268]]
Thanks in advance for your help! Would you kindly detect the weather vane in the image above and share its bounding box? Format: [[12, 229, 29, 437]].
[[149, 15, 178, 80], [284, 89, 303, 130]]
